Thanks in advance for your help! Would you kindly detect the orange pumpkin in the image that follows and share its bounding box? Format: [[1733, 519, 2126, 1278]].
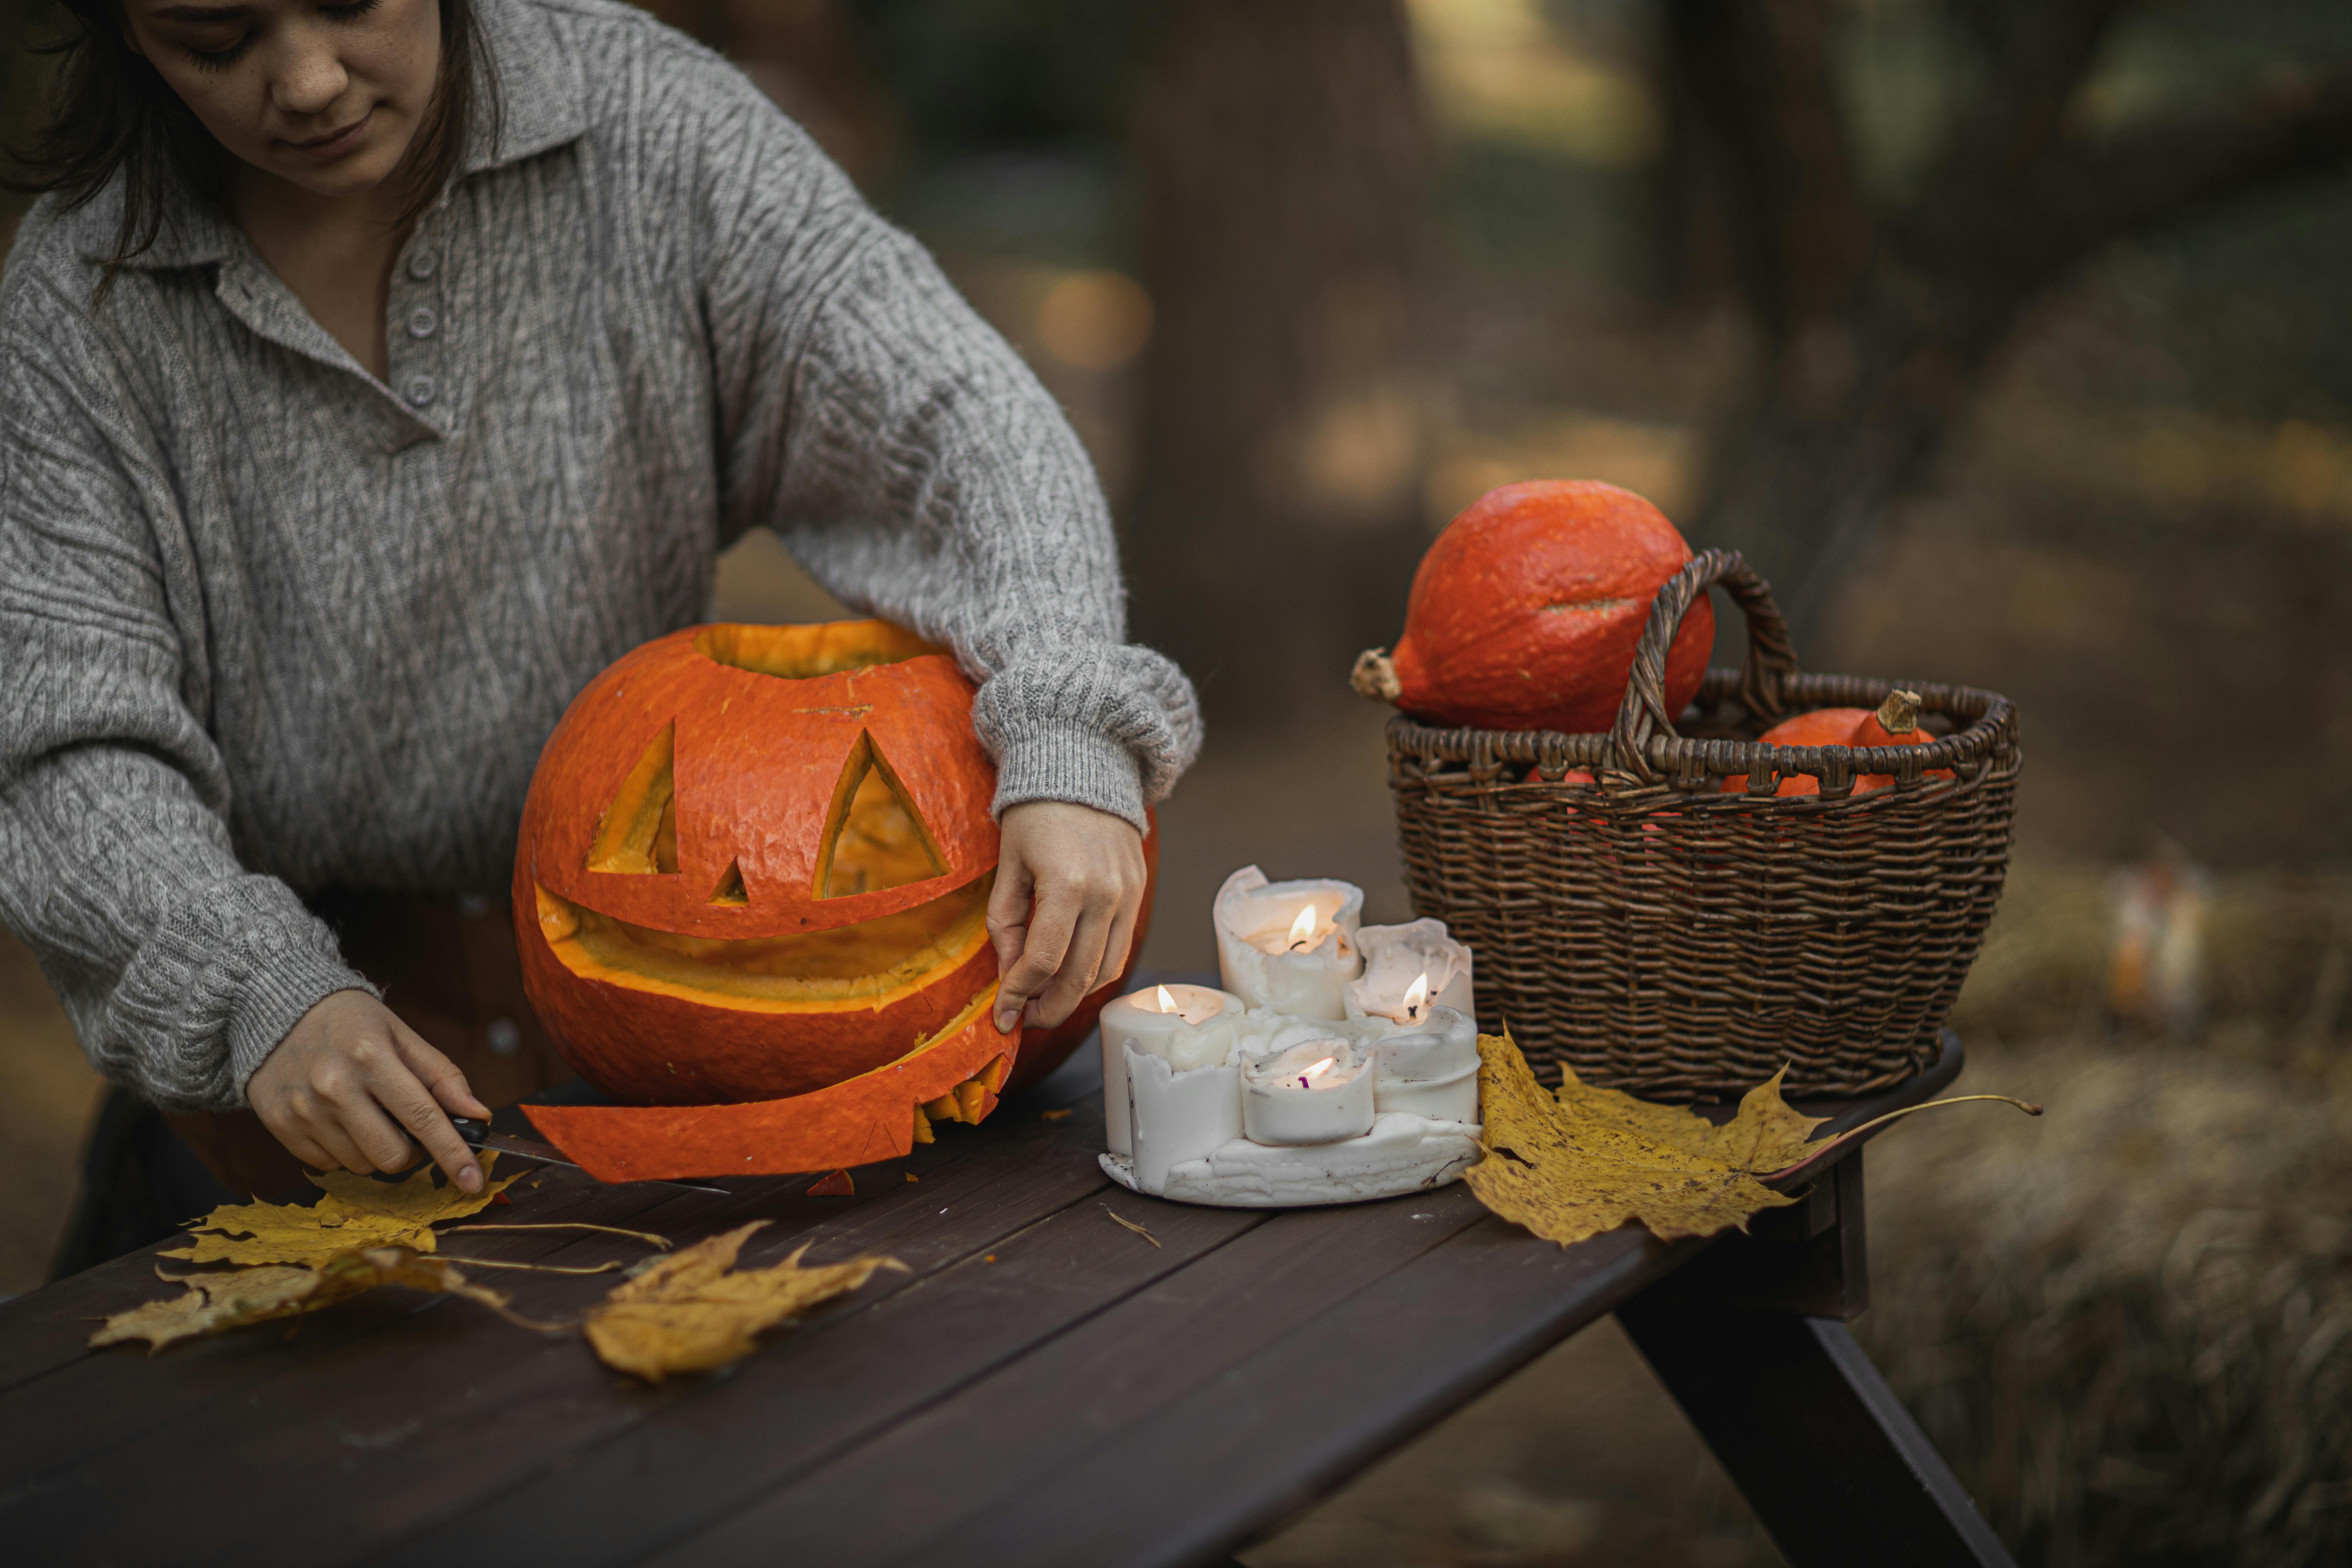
[[513, 620, 1149, 1125], [1722, 691, 1954, 797], [1352, 481, 1713, 735]]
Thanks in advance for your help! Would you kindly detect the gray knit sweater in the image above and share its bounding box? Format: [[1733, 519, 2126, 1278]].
[[0, 0, 1200, 1112]]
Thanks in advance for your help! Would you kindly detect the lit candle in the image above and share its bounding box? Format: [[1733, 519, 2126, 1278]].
[[1240, 1037, 1376, 1146], [1368, 1005, 1480, 1125], [1344, 918, 1476, 1029], [1214, 866, 1365, 1021], [1099, 983, 1244, 1157], [1126, 1047, 1243, 1194]]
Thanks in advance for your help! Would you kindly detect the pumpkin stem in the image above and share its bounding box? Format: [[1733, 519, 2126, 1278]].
[[1350, 648, 1401, 704], [1872, 689, 1922, 735]]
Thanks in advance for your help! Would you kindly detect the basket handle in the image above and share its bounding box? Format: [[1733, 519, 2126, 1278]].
[[1608, 548, 1801, 782]]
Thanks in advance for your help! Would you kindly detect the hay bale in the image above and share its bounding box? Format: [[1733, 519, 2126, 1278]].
[[1859, 1040, 2352, 1567]]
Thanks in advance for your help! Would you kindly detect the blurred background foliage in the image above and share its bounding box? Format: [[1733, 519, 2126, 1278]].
[[7, 1, 2352, 1562]]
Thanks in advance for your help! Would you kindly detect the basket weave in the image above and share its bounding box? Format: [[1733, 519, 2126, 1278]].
[[1385, 549, 2019, 1100]]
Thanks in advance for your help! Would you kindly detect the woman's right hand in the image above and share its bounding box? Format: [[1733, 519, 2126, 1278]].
[[247, 990, 492, 1192]]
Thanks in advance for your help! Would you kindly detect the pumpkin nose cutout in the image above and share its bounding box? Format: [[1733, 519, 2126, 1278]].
[[587, 723, 679, 874], [708, 860, 749, 905], [815, 733, 944, 898]]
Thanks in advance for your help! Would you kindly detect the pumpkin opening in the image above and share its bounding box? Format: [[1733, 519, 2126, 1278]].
[[694, 620, 942, 680], [533, 873, 993, 1013], [708, 859, 748, 906], [587, 723, 679, 874], [815, 733, 946, 898]]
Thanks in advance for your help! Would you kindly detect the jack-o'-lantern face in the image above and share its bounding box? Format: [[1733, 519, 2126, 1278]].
[[516, 621, 1006, 1106]]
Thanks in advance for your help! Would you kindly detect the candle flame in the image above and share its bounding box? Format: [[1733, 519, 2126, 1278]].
[[1154, 984, 1178, 1014], [1402, 972, 1429, 1019], [1302, 1056, 1334, 1081], [1286, 904, 1319, 950]]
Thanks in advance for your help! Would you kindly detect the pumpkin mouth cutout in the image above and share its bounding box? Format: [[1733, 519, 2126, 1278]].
[[533, 874, 993, 1014], [695, 621, 943, 681]]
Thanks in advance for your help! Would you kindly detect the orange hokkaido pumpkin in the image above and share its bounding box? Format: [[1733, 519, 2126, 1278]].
[[1352, 481, 1713, 735], [513, 620, 1150, 1126], [1722, 691, 1954, 797]]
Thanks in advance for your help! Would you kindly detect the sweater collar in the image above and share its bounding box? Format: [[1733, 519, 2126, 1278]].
[[72, 0, 586, 271]]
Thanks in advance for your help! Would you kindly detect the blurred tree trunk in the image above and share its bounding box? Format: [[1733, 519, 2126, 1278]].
[[1669, 0, 2352, 645], [1128, 0, 1434, 727]]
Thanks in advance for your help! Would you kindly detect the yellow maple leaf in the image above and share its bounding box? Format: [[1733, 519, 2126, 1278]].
[[89, 1247, 528, 1353], [1462, 1029, 1829, 1247], [162, 1153, 524, 1267], [584, 1220, 904, 1382]]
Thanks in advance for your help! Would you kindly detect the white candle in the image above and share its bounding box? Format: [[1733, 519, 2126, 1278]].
[[1344, 919, 1476, 1029], [1368, 1006, 1481, 1125], [1240, 1037, 1375, 1146], [1100, 983, 1244, 1157], [1126, 1047, 1244, 1194], [1214, 866, 1365, 1021]]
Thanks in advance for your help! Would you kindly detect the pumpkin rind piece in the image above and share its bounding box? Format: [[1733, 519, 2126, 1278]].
[[523, 989, 1018, 1182]]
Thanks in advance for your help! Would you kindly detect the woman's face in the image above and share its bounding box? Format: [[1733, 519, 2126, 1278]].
[[123, 0, 442, 201]]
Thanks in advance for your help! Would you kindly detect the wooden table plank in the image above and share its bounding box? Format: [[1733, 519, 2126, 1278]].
[[637, 1183, 1504, 1568], [633, 1039, 1968, 1568], [7, 1102, 1119, 1566], [365, 1131, 1259, 1568]]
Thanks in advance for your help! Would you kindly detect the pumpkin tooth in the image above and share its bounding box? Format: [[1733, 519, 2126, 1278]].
[[954, 1080, 987, 1122], [910, 1106, 933, 1144], [979, 1054, 1009, 1094], [923, 1093, 961, 1124]]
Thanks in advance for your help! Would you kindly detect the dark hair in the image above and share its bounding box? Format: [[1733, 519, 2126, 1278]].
[[6, 0, 500, 282]]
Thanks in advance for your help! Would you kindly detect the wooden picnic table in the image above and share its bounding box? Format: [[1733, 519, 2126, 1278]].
[[1, 972, 2012, 1568]]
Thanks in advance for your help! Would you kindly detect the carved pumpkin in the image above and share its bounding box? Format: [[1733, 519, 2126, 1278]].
[[1351, 481, 1713, 735], [511, 620, 1150, 1175]]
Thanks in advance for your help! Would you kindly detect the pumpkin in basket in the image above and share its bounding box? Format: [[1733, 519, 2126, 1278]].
[[1722, 690, 1957, 797], [1351, 480, 1713, 734], [513, 620, 1151, 1128]]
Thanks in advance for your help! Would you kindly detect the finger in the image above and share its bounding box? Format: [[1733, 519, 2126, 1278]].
[[296, 1091, 375, 1175], [1097, 897, 1142, 997], [388, 1017, 491, 1120], [1032, 900, 1116, 1030], [997, 886, 1080, 1033], [364, 1049, 484, 1192], [985, 856, 1037, 981], [317, 1064, 424, 1174], [253, 1098, 342, 1175]]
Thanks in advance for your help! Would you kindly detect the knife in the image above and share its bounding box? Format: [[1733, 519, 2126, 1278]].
[[450, 1117, 731, 1196]]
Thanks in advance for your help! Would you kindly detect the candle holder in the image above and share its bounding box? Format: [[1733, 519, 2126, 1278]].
[[1100, 1003, 1482, 1209]]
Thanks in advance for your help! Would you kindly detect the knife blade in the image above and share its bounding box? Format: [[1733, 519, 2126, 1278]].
[[450, 1117, 731, 1196]]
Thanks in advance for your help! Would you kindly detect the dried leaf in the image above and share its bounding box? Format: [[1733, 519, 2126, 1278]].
[[162, 1154, 523, 1267], [583, 1221, 903, 1381], [1462, 1030, 1828, 1247], [1100, 1206, 1161, 1248], [89, 1247, 531, 1353]]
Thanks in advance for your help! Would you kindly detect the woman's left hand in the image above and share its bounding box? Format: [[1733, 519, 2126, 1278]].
[[988, 801, 1148, 1034]]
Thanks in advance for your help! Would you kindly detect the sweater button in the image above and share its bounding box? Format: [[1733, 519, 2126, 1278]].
[[407, 305, 438, 339], [407, 251, 438, 280], [404, 374, 436, 408]]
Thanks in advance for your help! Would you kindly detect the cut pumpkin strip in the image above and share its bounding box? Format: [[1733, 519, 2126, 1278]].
[[524, 987, 1018, 1182]]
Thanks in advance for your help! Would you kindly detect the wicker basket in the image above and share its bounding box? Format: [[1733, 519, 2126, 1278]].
[[1384, 549, 2019, 1101]]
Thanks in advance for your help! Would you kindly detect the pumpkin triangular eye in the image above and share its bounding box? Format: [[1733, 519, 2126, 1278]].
[[587, 722, 679, 875], [708, 859, 749, 906], [814, 732, 945, 898]]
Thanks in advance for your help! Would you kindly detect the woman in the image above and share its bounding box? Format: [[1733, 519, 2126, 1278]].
[[0, 0, 1198, 1213]]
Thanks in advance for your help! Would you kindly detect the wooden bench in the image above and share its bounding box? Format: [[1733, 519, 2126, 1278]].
[[0, 972, 2011, 1567]]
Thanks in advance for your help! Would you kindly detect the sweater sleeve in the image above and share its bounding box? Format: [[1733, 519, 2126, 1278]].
[[0, 286, 369, 1110], [673, 59, 1202, 829]]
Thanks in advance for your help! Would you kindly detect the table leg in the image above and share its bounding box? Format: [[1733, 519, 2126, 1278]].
[[1616, 1154, 2015, 1568]]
